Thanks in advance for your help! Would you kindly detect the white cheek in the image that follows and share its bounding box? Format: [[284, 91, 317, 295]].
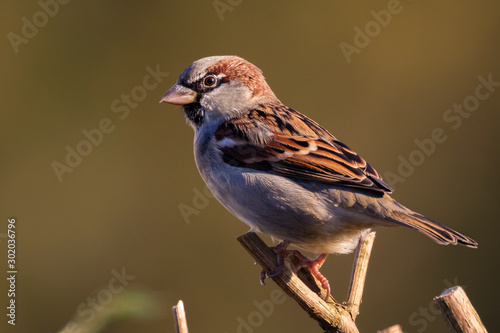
[[201, 83, 253, 121]]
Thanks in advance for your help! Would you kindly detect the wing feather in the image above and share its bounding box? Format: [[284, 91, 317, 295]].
[[214, 104, 392, 194]]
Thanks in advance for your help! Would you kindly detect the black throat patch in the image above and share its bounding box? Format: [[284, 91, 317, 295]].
[[183, 103, 204, 128]]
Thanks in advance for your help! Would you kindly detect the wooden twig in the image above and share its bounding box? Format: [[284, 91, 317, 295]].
[[237, 232, 360, 333], [171, 232, 486, 333], [345, 231, 376, 320], [433, 286, 487, 333], [172, 300, 189, 333], [377, 324, 403, 333]]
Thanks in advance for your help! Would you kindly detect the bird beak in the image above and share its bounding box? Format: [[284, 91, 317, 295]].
[[159, 84, 197, 105]]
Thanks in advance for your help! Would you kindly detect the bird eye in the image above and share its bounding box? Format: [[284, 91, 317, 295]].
[[203, 75, 217, 87]]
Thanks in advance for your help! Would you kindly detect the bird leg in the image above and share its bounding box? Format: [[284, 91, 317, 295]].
[[260, 240, 331, 300], [290, 252, 330, 300]]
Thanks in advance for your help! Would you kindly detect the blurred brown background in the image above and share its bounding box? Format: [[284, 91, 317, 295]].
[[1, 1, 499, 332]]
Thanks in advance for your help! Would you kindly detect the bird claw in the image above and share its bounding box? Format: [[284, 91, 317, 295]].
[[291, 252, 331, 300], [260, 269, 267, 285], [259, 241, 289, 285], [258, 241, 331, 300]]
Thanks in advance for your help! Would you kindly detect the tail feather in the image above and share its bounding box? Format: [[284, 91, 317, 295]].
[[389, 210, 478, 248]]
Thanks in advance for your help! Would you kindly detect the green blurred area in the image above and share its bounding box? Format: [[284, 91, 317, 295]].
[[1, 1, 499, 332]]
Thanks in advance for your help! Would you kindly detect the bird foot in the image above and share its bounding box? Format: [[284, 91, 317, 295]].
[[260, 241, 331, 300], [290, 252, 330, 300], [260, 240, 290, 285]]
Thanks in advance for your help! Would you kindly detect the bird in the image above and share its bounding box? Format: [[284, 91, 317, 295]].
[[159, 55, 478, 299]]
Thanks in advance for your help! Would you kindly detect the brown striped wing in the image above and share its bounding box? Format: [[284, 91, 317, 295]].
[[215, 112, 393, 194]]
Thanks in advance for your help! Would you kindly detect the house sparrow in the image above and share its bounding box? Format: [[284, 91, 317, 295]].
[[160, 56, 477, 299]]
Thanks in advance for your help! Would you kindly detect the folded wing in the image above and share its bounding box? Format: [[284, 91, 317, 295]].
[[214, 104, 392, 194]]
